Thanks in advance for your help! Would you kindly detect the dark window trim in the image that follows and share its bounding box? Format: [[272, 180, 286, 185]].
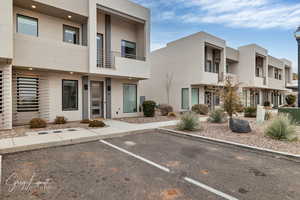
[[97, 33, 104, 67], [123, 83, 137, 113], [16, 14, 39, 37], [181, 88, 189, 110], [63, 24, 80, 45], [62, 79, 78, 111], [121, 40, 137, 59]]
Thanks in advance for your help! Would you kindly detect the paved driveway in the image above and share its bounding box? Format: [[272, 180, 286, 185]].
[[1, 131, 300, 200]]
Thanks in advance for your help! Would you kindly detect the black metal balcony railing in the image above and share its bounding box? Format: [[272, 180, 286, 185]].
[[97, 51, 146, 68]]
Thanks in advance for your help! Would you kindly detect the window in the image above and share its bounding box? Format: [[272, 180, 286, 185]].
[[191, 88, 199, 106], [17, 77, 39, 112], [97, 33, 104, 67], [181, 88, 189, 110], [214, 62, 219, 73], [256, 67, 260, 77], [123, 84, 137, 113], [205, 60, 212, 72], [62, 80, 78, 111], [121, 40, 136, 59], [0, 71, 2, 113], [63, 25, 80, 44], [274, 68, 279, 79], [17, 14, 38, 36]]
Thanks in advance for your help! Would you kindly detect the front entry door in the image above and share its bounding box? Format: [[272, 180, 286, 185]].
[[90, 81, 104, 119]]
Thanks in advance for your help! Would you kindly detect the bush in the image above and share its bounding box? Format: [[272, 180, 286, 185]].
[[158, 104, 173, 116], [244, 107, 257, 118], [54, 116, 67, 124], [264, 111, 273, 121], [89, 120, 106, 128], [264, 114, 297, 141], [177, 112, 200, 131], [285, 95, 296, 106], [207, 109, 227, 123], [142, 100, 156, 117], [168, 112, 177, 117], [30, 118, 47, 129], [278, 107, 300, 124], [191, 104, 208, 115], [80, 119, 91, 124], [264, 101, 271, 107]]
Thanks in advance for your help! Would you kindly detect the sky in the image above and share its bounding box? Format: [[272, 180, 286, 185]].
[[131, 0, 300, 72]]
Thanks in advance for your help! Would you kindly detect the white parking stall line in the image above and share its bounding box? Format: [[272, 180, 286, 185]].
[[0, 155, 2, 185], [99, 140, 170, 173], [184, 177, 239, 200]]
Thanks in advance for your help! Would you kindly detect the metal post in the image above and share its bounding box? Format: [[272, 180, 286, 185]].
[[298, 39, 300, 107]]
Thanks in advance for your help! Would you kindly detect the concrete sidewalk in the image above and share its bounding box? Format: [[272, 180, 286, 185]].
[[0, 120, 180, 154]]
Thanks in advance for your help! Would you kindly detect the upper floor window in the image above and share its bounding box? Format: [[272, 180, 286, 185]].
[[121, 40, 136, 59], [17, 14, 38, 37], [63, 25, 79, 45], [205, 60, 212, 72], [97, 33, 104, 67], [274, 68, 279, 79], [256, 67, 260, 77]]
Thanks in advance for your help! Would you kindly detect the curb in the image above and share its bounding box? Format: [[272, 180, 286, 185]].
[[157, 128, 300, 162], [0, 129, 154, 155]]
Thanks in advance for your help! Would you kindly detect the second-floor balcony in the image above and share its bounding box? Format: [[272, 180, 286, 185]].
[[13, 33, 89, 73], [268, 77, 285, 90]]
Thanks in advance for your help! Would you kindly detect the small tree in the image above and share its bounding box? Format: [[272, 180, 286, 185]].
[[220, 77, 241, 118], [285, 94, 296, 106]]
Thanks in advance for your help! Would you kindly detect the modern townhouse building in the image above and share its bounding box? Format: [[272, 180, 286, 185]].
[[140, 32, 293, 112], [0, 0, 150, 129]]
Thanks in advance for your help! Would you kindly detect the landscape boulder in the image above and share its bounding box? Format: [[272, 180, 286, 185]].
[[229, 118, 251, 133]]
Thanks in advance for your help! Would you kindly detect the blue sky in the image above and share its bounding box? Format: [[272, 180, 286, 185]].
[[131, 0, 300, 72]]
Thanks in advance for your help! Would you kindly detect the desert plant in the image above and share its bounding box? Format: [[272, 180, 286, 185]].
[[264, 101, 271, 107], [158, 104, 173, 116], [30, 118, 47, 129], [54, 116, 67, 124], [191, 104, 208, 115], [264, 111, 273, 120], [177, 112, 200, 131], [80, 119, 91, 124], [168, 112, 177, 117], [264, 114, 297, 141], [220, 77, 241, 118], [207, 109, 227, 123], [142, 100, 156, 117], [89, 120, 106, 128], [285, 94, 296, 106], [244, 107, 257, 118]]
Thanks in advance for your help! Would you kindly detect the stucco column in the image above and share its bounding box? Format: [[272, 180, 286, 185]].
[[297, 39, 300, 107], [88, 0, 97, 73]]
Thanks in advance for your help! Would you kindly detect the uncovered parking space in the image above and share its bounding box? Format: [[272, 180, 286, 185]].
[[105, 131, 300, 200], [1, 141, 222, 200]]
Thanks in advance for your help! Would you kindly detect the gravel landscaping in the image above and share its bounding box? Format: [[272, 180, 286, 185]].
[[166, 118, 300, 155]]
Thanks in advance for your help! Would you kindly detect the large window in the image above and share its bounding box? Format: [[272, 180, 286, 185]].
[[123, 84, 137, 113], [191, 88, 199, 106], [17, 77, 39, 112], [63, 25, 80, 44], [121, 40, 136, 59], [17, 14, 38, 36], [205, 60, 212, 72], [97, 33, 104, 67], [62, 80, 78, 111], [181, 88, 189, 110]]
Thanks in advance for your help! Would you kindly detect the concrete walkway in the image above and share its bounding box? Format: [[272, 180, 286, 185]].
[[0, 119, 180, 154]]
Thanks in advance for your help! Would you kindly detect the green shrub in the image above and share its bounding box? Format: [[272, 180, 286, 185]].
[[142, 100, 156, 117], [177, 112, 200, 131], [30, 118, 47, 129], [264, 111, 273, 121], [264, 114, 297, 141], [244, 107, 257, 118], [191, 104, 208, 115], [80, 119, 91, 124], [54, 116, 67, 124], [89, 120, 106, 128], [285, 94, 296, 106], [158, 104, 173, 116], [207, 109, 227, 123], [167, 112, 177, 118], [278, 107, 300, 124]]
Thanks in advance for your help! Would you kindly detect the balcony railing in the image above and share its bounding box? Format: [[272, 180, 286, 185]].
[[97, 51, 146, 68]]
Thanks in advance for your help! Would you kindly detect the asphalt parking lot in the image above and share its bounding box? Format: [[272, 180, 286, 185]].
[[1, 131, 300, 200]]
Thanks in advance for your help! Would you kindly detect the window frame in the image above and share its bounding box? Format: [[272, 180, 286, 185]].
[[205, 60, 212, 72], [191, 88, 199, 106], [181, 88, 189, 110], [121, 40, 137, 59], [63, 24, 80, 45], [62, 79, 79, 111], [96, 33, 104, 67], [123, 84, 137, 113], [16, 14, 39, 37]]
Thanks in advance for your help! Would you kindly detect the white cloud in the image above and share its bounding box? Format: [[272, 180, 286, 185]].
[[131, 0, 300, 29]]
